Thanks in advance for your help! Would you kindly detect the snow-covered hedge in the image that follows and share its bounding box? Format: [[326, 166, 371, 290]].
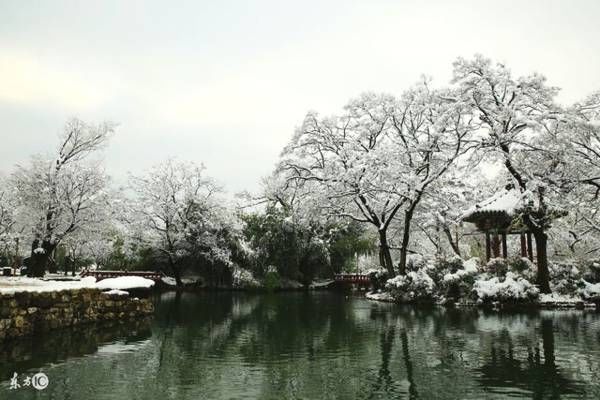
[[472, 272, 539, 303], [580, 280, 600, 302], [385, 269, 436, 303], [428, 255, 463, 283], [406, 254, 429, 272], [550, 261, 583, 295], [508, 257, 536, 280], [486, 258, 509, 277], [586, 261, 600, 282], [366, 268, 389, 290], [440, 258, 480, 300], [231, 266, 261, 289]]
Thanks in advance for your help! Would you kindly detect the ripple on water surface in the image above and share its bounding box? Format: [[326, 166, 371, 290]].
[[1, 292, 600, 400]]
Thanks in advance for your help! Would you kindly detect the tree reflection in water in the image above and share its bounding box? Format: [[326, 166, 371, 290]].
[[2, 294, 600, 400], [0, 317, 152, 377], [476, 315, 581, 399]]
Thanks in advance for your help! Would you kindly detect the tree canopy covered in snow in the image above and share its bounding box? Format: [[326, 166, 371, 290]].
[[0, 55, 599, 296]]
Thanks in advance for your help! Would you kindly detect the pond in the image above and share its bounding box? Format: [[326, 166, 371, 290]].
[[1, 292, 600, 399]]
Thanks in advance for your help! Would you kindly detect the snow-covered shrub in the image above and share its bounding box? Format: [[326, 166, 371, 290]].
[[472, 272, 539, 304], [549, 261, 583, 295], [508, 256, 534, 275], [231, 266, 261, 289], [440, 258, 480, 300], [264, 266, 281, 291], [437, 255, 464, 273], [429, 256, 479, 282], [385, 270, 436, 303], [406, 254, 429, 272], [579, 280, 600, 303], [582, 260, 600, 283], [366, 268, 388, 291], [486, 258, 509, 277], [428, 255, 462, 284]]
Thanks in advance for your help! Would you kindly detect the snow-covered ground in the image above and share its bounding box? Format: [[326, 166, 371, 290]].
[[95, 276, 155, 290], [365, 291, 394, 302], [538, 293, 587, 307], [0, 276, 155, 294]]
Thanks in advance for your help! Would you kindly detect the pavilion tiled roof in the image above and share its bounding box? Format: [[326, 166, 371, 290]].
[[461, 187, 528, 223]]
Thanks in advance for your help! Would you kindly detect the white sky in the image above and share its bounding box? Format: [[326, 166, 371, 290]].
[[1, 0, 599, 194]]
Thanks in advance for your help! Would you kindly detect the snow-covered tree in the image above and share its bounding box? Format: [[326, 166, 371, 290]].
[[11, 118, 115, 276], [548, 91, 600, 259], [0, 176, 22, 265], [450, 55, 598, 293], [129, 159, 233, 287], [279, 85, 474, 275]]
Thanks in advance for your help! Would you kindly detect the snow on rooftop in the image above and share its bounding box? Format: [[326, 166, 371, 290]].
[[462, 187, 528, 221]]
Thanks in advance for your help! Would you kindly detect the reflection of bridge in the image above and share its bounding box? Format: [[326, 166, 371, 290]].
[[334, 274, 371, 288], [81, 270, 163, 282]]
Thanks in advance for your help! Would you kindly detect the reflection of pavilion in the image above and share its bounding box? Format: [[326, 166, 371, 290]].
[[462, 185, 535, 262], [474, 318, 581, 398]]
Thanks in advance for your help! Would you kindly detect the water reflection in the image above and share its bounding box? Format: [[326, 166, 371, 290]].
[[475, 317, 581, 399], [1, 293, 600, 399], [0, 317, 152, 378]]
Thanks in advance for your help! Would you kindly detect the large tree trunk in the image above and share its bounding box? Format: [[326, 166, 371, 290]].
[[28, 239, 56, 277], [378, 229, 395, 276], [168, 258, 183, 288], [534, 230, 551, 294], [398, 206, 417, 275]]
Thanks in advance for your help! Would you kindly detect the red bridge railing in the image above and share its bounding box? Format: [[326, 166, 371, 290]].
[[334, 274, 371, 285], [81, 270, 163, 282]]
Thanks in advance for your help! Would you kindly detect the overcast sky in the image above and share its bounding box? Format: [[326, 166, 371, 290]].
[[1, 0, 599, 194]]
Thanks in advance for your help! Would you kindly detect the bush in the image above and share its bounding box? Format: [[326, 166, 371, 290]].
[[508, 256, 533, 274], [366, 268, 389, 291], [582, 260, 600, 283], [436, 255, 464, 273], [428, 256, 478, 281], [231, 266, 260, 289], [440, 258, 480, 300], [549, 261, 583, 295], [472, 272, 539, 303], [264, 267, 281, 291], [385, 269, 436, 303], [486, 258, 509, 277], [580, 280, 600, 302], [406, 254, 429, 272]]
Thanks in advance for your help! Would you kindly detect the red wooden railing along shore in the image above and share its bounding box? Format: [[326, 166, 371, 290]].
[[80, 270, 163, 282]]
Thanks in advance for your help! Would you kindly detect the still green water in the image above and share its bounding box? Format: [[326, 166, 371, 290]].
[[1, 292, 600, 399]]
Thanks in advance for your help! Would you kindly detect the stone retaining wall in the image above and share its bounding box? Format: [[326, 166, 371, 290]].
[[0, 288, 154, 341]]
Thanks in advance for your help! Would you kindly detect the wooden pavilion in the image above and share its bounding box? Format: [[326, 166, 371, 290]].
[[461, 185, 534, 262]]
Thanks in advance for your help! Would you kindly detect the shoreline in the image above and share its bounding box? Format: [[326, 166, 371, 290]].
[[0, 288, 153, 342], [364, 290, 599, 310]]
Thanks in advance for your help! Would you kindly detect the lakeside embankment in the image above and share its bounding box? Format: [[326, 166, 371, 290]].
[[0, 276, 156, 341], [0, 288, 153, 341]]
